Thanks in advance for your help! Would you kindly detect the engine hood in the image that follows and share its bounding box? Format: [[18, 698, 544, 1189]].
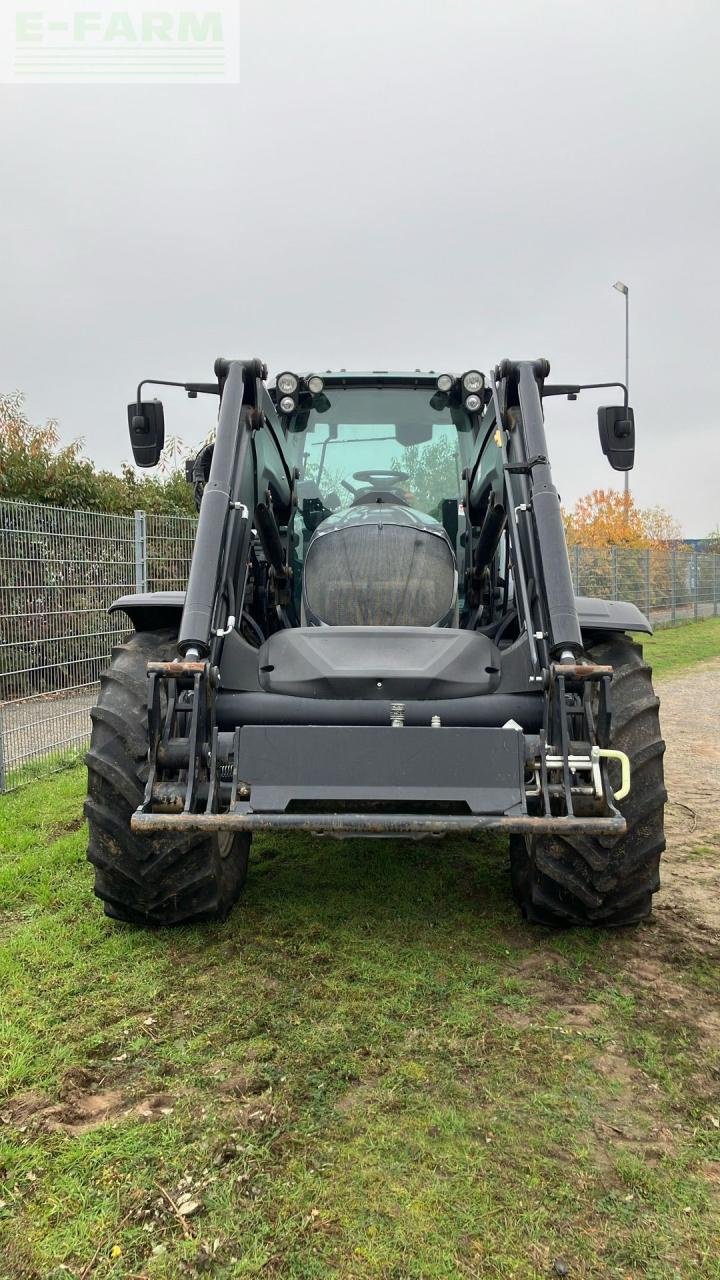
[[303, 504, 458, 628]]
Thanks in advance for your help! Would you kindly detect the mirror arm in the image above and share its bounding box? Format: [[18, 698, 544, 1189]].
[[135, 377, 221, 412], [543, 381, 628, 410]]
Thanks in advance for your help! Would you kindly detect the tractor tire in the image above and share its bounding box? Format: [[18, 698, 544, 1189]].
[[510, 633, 666, 928], [85, 628, 249, 926]]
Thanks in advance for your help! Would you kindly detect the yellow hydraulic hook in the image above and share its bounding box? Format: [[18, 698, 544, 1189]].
[[596, 748, 631, 802]]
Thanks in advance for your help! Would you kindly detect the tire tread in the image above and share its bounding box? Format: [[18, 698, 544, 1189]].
[[510, 633, 666, 928], [85, 627, 249, 925]]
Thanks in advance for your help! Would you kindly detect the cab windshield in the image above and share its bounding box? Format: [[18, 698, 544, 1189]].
[[287, 385, 473, 519]]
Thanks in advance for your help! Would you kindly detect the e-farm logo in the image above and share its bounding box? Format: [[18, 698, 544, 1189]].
[[1, 1, 239, 82]]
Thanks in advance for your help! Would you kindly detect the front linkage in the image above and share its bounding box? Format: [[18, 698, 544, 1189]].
[[133, 654, 629, 836]]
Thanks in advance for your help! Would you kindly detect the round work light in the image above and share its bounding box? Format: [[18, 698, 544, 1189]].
[[462, 370, 484, 393]]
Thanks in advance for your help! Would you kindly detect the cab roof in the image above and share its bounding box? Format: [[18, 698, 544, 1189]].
[[272, 371, 445, 388]]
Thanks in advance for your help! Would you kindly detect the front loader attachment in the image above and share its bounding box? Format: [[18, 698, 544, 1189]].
[[88, 353, 664, 930], [130, 357, 628, 844]]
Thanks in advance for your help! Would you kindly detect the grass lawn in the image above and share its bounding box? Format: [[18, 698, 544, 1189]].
[[0, 766, 718, 1279], [638, 617, 720, 680], [0, 621, 718, 1278]]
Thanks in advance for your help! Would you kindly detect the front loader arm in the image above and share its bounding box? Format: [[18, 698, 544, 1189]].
[[509, 360, 582, 658], [178, 358, 293, 658], [464, 361, 625, 822], [137, 355, 297, 820]]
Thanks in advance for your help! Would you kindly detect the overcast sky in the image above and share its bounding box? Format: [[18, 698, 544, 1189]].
[[2, 0, 719, 534]]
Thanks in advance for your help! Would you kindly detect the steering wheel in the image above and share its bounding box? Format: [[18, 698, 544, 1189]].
[[341, 468, 410, 496]]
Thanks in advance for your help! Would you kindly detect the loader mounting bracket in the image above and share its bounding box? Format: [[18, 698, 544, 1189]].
[[538, 658, 614, 819], [143, 658, 218, 817]]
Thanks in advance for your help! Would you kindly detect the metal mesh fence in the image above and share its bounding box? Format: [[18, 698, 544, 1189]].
[[0, 501, 196, 789], [569, 545, 720, 626], [0, 497, 717, 790], [145, 512, 198, 592]]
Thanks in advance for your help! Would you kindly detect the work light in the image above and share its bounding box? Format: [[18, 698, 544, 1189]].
[[277, 372, 299, 395], [462, 370, 484, 393], [464, 393, 483, 413], [436, 374, 455, 393], [307, 375, 325, 395], [279, 395, 296, 414]]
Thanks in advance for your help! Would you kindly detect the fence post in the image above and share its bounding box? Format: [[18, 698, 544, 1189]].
[[134, 510, 147, 594], [671, 549, 676, 626], [612, 546, 618, 600], [693, 548, 699, 621], [0, 705, 6, 794], [575, 544, 581, 595], [715, 553, 718, 618], [645, 548, 651, 621]]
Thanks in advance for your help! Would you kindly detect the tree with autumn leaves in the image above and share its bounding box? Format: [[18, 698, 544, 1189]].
[[563, 489, 682, 549], [562, 489, 691, 608], [0, 391, 195, 514]]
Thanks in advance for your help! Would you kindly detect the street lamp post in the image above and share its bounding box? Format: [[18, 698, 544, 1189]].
[[613, 281, 630, 517]]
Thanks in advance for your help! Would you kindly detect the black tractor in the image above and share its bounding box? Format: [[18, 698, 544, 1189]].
[[85, 358, 665, 927]]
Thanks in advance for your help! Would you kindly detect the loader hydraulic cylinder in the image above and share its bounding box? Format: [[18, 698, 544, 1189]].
[[514, 361, 583, 657], [178, 360, 257, 656]]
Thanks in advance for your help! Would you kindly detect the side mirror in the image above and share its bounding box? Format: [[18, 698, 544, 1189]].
[[128, 399, 165, 468], [597, 405, 635, 471]]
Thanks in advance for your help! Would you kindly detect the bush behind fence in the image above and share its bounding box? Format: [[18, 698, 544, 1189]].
[[0, 499, 718, 789]]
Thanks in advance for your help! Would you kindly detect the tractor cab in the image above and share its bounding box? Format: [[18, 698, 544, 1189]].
[[274, 373, 475, 622]]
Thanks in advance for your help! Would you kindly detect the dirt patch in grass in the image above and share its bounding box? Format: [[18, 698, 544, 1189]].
[[2, 1066, 175, 1136], [207, 1066, 269, 1097], [590, 1104, 678, 1169], [492, 965, 685, 1180], [495, 913, 718, 1188], [223, 1095, 280, 1134], [333, 1080, 379, 1116], [624, 955, 720, 1047], [2, 1056, 285, 1141], [47, 814, 86, 840]]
